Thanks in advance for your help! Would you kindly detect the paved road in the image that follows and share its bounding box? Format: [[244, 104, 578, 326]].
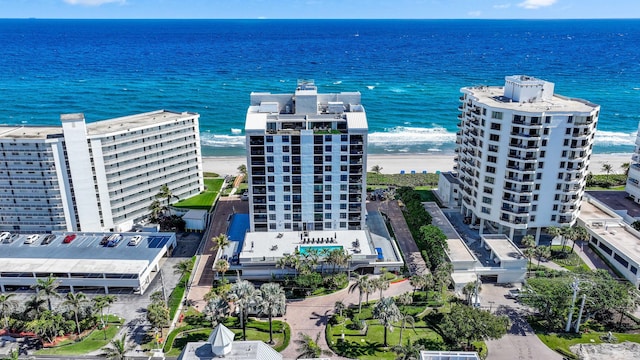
[[370, 199, 428, 275], [280, 279, 414, 360]]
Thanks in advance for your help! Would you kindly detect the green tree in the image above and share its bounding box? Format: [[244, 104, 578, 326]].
[[371, 165, 383, 174], [534, 245, 551, 267], [32, 275, 60, 312], [462, 280, 481, 306], [173, 259, 193, 284], [63, 292, 88, 335], [156, 184, 175, 208], [373, 297, 402, 347], [438, 304, 508, 348], [148, 199, 164, 222], [101, 334, 133, 360], [602, 162, 613, 181], [210, 233, 230, 254], [93, 294, 117, 331], [204, 296, 230, 327], [519, 276, 573, 329], [258, 283, 286, 344], [571, 226, 589, 253], [24, 295, 46, 319], [147, 301, 170, 346], [372, 276, 391, 298], [418, 225, 448, 271], [521, 235, 536, 275], [237, 164, 247, 177], [214, 259, 230, 283], [334, 300, 346, 318], [392, 339, 426, 360], [348, 274, 370, 313], [0, 294, 17, 330], [622, 162, 630, 176], [26, 310, 68, 344], [229, 278, 259, 340], [433, 262, 453, 298], [294, 332, 331, 359]]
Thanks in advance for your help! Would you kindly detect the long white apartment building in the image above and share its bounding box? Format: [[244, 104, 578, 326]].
[[0, 110, 204, 233], [455, 75, 599, 241], [245, 80, 367, 232], [626, 122, 640, 203]]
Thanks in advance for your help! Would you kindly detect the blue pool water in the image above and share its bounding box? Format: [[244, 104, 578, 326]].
[[299, 245, 344, 255], [227, 214, 249, 252]]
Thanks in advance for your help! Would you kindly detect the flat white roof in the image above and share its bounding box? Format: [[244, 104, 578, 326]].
[[86, 110, 198, 136], [464, 86, 598, 113], [345, 111, 368, 130], [0, 126, 62, 140], [423, 202, 478, 263], [482, 234, 525, 261], [0, 232, 175, 275], [579, 200, 640, 265]]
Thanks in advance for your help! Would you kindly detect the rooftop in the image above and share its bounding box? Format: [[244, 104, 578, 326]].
[[0, 232, 175, 275], [85, 110, 198, 136], [0, 126, 62, 140], [424, 202, 477, 264], [463, 86, 598, 113], [481, 234, 526, 261]]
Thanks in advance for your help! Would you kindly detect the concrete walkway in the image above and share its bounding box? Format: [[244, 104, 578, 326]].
[[280, 279, 414, 360]]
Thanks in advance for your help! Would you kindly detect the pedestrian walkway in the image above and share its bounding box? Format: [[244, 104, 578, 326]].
[[369, 199, 428, 275]]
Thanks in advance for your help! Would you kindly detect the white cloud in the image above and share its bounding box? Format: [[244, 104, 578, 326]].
[[493, 3, 511, 9], [468, 10, 482, 17], [518, 0, 557, 9], [64, 0, 125, 6]]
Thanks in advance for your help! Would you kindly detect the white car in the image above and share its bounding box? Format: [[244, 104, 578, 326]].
[[128, 235, 142, 246], [24, 234, 40, 244], [0, 232, 10, 242]]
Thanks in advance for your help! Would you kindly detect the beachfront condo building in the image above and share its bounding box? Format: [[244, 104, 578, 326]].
[[0, 110, 204, 233], [625, 123, 640, 203], [245, 80, 368, 232], [455, 75, 599, 241]]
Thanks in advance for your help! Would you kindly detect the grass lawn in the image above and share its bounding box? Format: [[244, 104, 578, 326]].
[[36, 317, 124, 356], [550, 246, 591, 272], [174, 178, 224, 209], [537, 331, 640, 358], [367, 173, 439, 187], [164, 319, 289, 357], [328, 318, 445, 360]]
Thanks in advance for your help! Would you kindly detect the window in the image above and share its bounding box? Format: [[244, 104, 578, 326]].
[[540, 151, 545, 158], [566, 128, 571, 135], [532, 205, 537, 211], [486, 166, 496, 174], [284, 195, 290, 201], [340, 194, 347, 201], [538, 162, 544, 169], [543, 128, 549, 135], [282, 145, 290, 152], [266, 136, 273, 142], [284, 214, 291, 220], [485, 176, 495, 184], [489, 134, 500, 142], [482, 196, 492, 204], [282, 135, 290, 142], [533, 195, 538, 201], [535, 184, 540, 190], [553, 204, 558, 211], [487, 155, 497, 163], [340, 204, 347, 210], [325, 155, 332, 162], [491, 111, 503, 119], [558, 173, 564, 179], [268, 195, 275, 201], [542, 139, 548, 146], [490, 123, 501, 130], [267, 156, 274, 163], [269, 214, 276, 221], [283, 166, 290, 172], [325, 145, 332, 152], [266, 146, 273, 153], [283, 176, 290, 182], [545, 116, 551, 124], [551, 215, 556, 221]]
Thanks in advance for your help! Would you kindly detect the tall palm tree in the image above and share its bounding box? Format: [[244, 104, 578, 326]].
[[409, 275, 425, 297], [560, 226, 575, 254], [237, 164, 247, 178], [622, 162, 630, 176], [462, 280, 481, 305], [571, 226, 589, 253], [64, 292, 87, 334], [204, 296, 229, 327], [523, 247, 535, 276], [210, 233, 231, 254], [371, 165, 383, 174], [146, 302, 170, 345], [602, 162, 613, 181], [258, 283, 286, 344], [93, 295, 117, 339], [32, 275, 60, 311], [294, 332, 331, 359], [392, 339, 425, 360], [24, 295, 46, 319], [433, 262, 453, 298], [156, 184, 175, 208], [214, 259, 230, 283], [373, 297, 402, 347], [372, 276, 390, 298], [0, 293, 17, 330], [547, 225, 562, 246], [397, 292, 413, 313], [334, 300, 346, 318], [148, 199, 164, 221], [397, 313, 415, 346], [101, 334, 133, 360], [173, 259, 193, 284], [521, 234, 536, 248], [348, 274, 370, 313], [229, 277, 258, 340], [534, 245, 551, 267]]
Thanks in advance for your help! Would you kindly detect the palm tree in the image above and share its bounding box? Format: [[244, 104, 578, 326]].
[[433, 262, 453, 298], [294, 332, 331, 359], [147, 302, 170, 346], [101, 334, 133, 360], [214, 259, 230, 283], [156, 184, 175, 208], [334, 300, 346, 318], [237, 164, 247, 177], [64, 292, 87, 335], [571, 226, 589, 253], [148, 199, 164, 221], [210, 233, 231, 254], [462, 280, 481, 306], [392, 339, 425, 360], [602, 162, 613, 181], [371, 165, 383, 174], [258, 283, 286, 344], [229, 277, 259, 340], [32, 275, 60, 311], [622, 162, 630, 176], [534, 245, 551, 267], [397, 313, 415, 346], [397, 292, 413, 312], [560, 226, 575, 254], [521, 234, 536, 248], [0, 293, 17, 330], [24, 295, 46, 319], [373, 297, 402, 347], [204, 296, 230, 327], [372, 276, 390, 298], [173, 259, 193, 284], [93, 295, 117, 339], [348, 274, 370, 313]]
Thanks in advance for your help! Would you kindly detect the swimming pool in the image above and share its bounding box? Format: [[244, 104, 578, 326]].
[[299, 245, 343, 255], [227, 214, 249, 252]]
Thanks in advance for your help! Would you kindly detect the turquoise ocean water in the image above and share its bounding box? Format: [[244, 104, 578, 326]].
[[0, 19, 639, 156]]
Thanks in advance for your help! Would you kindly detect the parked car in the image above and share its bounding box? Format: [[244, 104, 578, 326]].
[[100, 235, 110, 246], [241, 191, 249, 201], [24, 234, 40, 244], [107, 233, 122, 247], [41, 234, 56, 245], [8, 233, 20, 243], [0, 232, 10, 242], [506, 289, 521, 300], [128, 235, 142, 246], [63, 234, 77, 244]]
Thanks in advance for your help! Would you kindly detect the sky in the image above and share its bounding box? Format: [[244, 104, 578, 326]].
[[0, 0, 638, 19]]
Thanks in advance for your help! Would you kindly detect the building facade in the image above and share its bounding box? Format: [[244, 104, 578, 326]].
[[625, 122, 640, 203], [245, 80, 367, 232], [0, 110, 204, 233], [455, 75, 599, 241]]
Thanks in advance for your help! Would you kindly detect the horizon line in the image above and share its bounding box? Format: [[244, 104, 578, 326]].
[[2, 17, 639, 21]]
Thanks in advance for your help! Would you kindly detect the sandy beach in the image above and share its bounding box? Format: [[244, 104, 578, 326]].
[[202, 153, 633, 177]]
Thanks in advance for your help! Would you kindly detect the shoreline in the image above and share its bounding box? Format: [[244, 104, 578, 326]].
[[202, 153, 633, 177]]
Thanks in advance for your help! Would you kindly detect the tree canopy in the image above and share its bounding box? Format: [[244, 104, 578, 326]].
[[437, 304, 508, 348]]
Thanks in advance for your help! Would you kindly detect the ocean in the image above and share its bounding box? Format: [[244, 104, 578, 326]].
[[0, 19, 639, 156]]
